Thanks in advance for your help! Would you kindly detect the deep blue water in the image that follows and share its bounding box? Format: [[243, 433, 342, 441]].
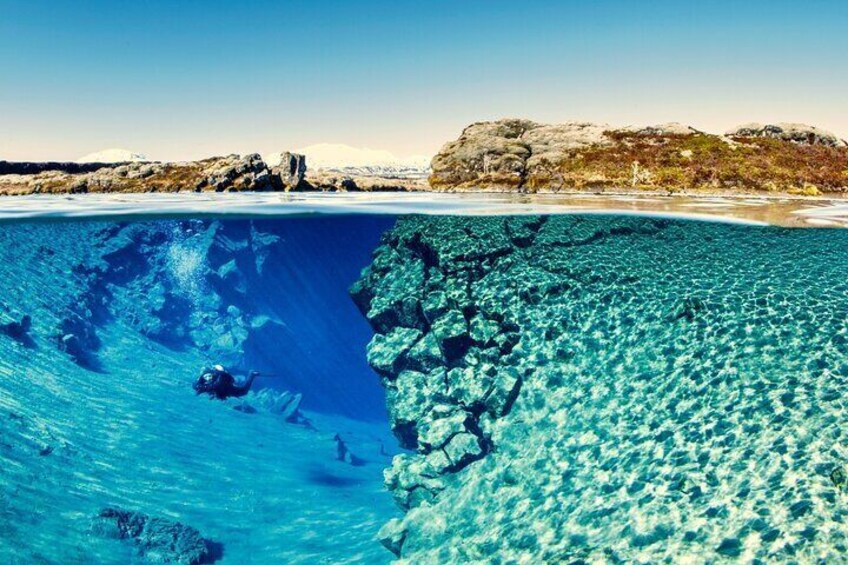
[[233, 216, 396, 420]]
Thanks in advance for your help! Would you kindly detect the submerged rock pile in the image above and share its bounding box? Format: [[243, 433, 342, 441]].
[[352, 217, 538, 548], [233, 388, 304, 423], [355, 215, 848, 562]]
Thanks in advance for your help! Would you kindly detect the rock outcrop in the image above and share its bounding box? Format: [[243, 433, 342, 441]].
[[0, 151, 430, 194], [430, 120, 610, 189], [430, 119, 848, 194], [272, 152, 308, 188], [354, 214, 848, 562]]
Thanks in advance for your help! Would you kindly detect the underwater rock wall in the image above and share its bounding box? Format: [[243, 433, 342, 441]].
[[354, 215, 848, 562]]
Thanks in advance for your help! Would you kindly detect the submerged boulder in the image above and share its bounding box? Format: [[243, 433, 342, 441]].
[[92, 507, 219, 564], [239, 388, 305, 423], [57, 314, 101, 367]]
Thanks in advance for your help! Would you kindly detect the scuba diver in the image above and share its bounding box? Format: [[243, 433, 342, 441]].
[[193, 365, 260, 400]]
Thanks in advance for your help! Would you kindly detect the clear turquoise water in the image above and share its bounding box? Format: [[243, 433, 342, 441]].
[[362, 215, 848, 563], [1, 208, 847, 563]]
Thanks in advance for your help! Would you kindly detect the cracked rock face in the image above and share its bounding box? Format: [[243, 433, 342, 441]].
[[354, 215, 848, 562], [352, 217, 533, 518]]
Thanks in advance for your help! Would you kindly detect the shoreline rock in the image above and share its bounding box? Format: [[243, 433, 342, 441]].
[[0, 153, 307, 195]]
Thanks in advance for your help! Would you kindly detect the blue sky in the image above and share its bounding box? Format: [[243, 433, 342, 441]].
[[2, 0, 847, 161]]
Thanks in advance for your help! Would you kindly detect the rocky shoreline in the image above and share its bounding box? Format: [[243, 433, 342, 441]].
[[3, 120, 846, 197], [0, 151, 427, 196], [0, 153, 309, 195], [430, 120, 848, 195]]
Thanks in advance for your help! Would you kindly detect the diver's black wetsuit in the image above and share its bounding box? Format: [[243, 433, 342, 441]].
[[193, 367, 258, 400]]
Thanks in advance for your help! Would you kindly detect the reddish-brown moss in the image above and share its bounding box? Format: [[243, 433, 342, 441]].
[[548, 133, 848, 193]]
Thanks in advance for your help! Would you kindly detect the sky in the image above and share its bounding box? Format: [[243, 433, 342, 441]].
[[1, 0, 847, 162]]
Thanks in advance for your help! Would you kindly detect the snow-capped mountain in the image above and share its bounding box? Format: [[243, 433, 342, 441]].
[[296, 143, 430, 169], [265, 143, 431, 179], [76, 148, 148, 164]]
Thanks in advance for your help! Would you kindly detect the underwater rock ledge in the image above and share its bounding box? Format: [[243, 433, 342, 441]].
[[354, 214, 848, 562]]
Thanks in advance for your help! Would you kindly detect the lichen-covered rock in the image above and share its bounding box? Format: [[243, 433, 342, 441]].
[[429, 119, 611, 189], [194, 153, 275, 192], [271, 151, 307, 189]]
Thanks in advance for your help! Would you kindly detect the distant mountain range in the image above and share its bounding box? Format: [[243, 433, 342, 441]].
[[296, 143, 430, 169], [76, 148, 149, 163]]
